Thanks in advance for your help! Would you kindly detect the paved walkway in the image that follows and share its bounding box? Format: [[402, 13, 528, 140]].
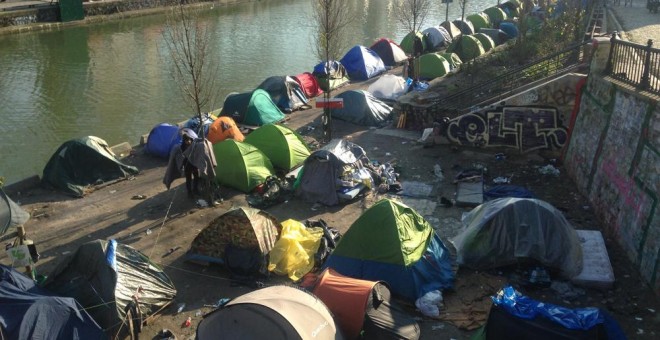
[[0, 0, 57, 12], [607, 0, 660, 44]]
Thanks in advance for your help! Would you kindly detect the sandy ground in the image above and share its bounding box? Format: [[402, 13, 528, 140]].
[[608, 0, 660, 44]]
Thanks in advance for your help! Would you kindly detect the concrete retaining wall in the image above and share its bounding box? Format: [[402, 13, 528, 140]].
[[564, 75, 660, 294], [0, 0, 249, 32]]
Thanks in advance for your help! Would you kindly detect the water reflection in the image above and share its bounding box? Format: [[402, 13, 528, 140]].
[[0, 0, 492, 185]]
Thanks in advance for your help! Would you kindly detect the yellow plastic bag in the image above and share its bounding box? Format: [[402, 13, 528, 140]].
[[268, 219, 323, 281]]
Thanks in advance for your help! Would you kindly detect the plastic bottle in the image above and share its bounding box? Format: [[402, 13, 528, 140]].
[[176, 303, 185, 314]]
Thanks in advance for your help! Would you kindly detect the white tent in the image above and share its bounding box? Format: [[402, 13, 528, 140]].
[[367, 74, 408, 101]]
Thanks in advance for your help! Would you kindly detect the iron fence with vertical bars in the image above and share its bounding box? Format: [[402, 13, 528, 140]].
[[605, 36, 660, 95]]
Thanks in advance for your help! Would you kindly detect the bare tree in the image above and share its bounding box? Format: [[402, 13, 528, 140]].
[[396, 0, 431, 33], [162, 3, 218, 129], [458, 0, 469, 21], [311, 0, 353, 142], [396, 0, 430, 82]]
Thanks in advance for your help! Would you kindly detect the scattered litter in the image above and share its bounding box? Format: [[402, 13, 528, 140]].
[[431, 323, 445, 331], [635, 317, 643, 321], [415, 290, 443, 317], [373, 147, 379, 150], [538, 164, 560, 176], [195, 310, 202, 317], [204, 298, 231, 309], [495, 153, 506, 160], [637, 329, 644, 335], [311, 203, 322, 211], [493, 176, 511, 184], [145, 229, 153, 235], [433, 164, 444, 181], [109, 190, 117, 194], [131, 194, 147, 200], [385, 152, 391, 156], [163, 246, 182, 257], [182, 316, 192, 328], [158, 328, 176, 340], [550, 281, 585, 300], [648, 308, 656, 313], [176, 303, 186, 314], [196, 199, 208, 208], [61, 251, 71, 255], [418, 128, 434, 143]]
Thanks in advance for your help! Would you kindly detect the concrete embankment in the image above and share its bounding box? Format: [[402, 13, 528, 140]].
[[0, 0, 252, 34]]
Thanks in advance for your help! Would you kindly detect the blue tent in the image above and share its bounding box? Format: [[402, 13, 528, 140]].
[[331, 90, 393, 127], [500, 22, 519, 38], [145, 123, 182, 159], [0, 264, 106, 340], [323, 199, 455, 301], [339, 45, 386, 81]]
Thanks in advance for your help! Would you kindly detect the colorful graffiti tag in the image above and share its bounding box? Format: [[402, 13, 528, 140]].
[[447, 107, 568, 152]]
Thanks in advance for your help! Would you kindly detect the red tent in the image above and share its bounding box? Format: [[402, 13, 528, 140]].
[[302, 268, 420, 340], [293, 72, 323, 98]]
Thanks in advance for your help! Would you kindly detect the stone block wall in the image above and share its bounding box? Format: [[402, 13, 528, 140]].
[[564, 75, 660, 294]]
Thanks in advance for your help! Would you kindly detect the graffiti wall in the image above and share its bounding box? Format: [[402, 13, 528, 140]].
[[446, 107, 568, 152], [564, 76, 660, 293], [505, 73, 585, 120]]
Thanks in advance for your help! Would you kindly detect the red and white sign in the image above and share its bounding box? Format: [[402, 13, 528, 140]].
[[315, 98, 344, 109]]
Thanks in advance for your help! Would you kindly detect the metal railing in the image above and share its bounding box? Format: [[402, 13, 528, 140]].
[[605, 36, 660, 95], [429, 41, 589, 116]]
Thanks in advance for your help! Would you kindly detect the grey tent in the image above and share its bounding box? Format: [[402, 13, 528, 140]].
[[0, 264, 107, 340], [296, 139, 368, 206], [0, 188, 30, 235], [331, 90, 393, 127], [478, 28, 511, 46], [197, 285, 344, 340], [440, 21, 462, 39], [41, 136, 139, 197], [453, 19, 475, 35], [257, 75, 310, 113], [422, 26, 452, 51], [43, 240, 176, 338], [450, 198, 583, 278]]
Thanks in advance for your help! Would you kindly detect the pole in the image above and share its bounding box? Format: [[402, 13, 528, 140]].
[[445, 0, 449, 22]]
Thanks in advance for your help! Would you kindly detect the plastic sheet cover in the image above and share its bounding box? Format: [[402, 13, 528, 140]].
[[450, 198, 583, 278], [492, 286, 627, 338]]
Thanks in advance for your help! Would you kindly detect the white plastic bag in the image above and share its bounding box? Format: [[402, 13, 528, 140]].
[[415, 290, 444, 317]]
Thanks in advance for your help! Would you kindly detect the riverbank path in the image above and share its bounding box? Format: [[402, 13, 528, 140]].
[[607, 0, 660, 44]]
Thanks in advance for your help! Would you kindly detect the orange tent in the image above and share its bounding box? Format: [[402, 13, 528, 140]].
[[207, 116, 244, 144], [305, 268, 420, 340]]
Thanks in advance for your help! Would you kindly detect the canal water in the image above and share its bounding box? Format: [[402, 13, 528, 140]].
[[0, 0, 494, 185]]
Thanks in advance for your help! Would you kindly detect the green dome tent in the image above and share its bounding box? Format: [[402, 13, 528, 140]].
[[467, 13, 492, 32], [500, 1, 521, 18], [213, 140, 275, 193], [322, 199, 455, 301], [439, 52, 463, 70], [417, 53, 451, 80], [42, 136, 139, 197], [244, 124, 310, 171], [221, 90, 285, 127], [484, 7, 508, 26], [447, 35, 485, 62], [474, 33, 496, 52], [400, 31, 426, 55]]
